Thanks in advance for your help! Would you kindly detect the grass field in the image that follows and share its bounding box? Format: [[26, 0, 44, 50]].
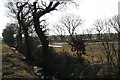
[[52, 42, 118, 63]]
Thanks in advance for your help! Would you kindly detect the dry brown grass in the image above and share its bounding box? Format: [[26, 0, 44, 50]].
[[52, 42, 118, 64], [2, 42, 38, 78]]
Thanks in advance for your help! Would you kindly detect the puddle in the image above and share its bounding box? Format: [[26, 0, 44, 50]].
[[38, 45, 63, 48]]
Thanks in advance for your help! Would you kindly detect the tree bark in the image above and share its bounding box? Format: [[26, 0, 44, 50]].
[[17, 17, 32, 62], [33, 16, 49, 55], [16, 26, 22, 53], [22, 25, 32, 61]]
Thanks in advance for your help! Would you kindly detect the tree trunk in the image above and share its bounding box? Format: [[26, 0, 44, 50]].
[[22, 25, 32, 62], [33, 14, 50, 79], [33, 16, 49, 55], [16, 26, 22, 53], [17, 20, 32, 62]]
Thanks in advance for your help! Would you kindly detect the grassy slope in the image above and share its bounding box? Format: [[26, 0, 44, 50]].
[[2, 41, 38, 79]]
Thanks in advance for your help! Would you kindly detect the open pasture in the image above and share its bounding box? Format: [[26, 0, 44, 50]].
[[51, 42, 118, 63]]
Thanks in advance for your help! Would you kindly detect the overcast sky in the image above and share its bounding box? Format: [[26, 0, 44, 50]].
[[0, 0, 120, 37]]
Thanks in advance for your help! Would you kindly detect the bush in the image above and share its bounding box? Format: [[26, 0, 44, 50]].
[[2, 23, 15, 47]]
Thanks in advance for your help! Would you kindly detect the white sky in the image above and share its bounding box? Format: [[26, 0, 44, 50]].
[[0, 0, 120, 37]]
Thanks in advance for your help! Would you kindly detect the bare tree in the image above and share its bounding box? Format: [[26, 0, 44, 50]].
[[108, 16, 120, 32], [93, 18, 118, 77], [107, 15, 120, 78], [93, 19, 105, 40], [30, 1, 82, 78], [7, 1, 23, 51], [31, 1, 60, 56], [7, 1, 33, 61], [101, 25, 117, 77], [59, 14, 86, 62], [27, 1, 61, 78], [53, 24, 65, 41], [61, 14, 82, 40]]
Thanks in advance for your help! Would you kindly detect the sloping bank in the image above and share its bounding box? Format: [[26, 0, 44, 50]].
[[2, 43, 38, 79]]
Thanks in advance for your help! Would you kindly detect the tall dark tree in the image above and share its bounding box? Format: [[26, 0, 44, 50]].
[[7, 1, 23, 52], [32, 1, 60, 55], [7, 1, 33, 61], [30, 1, 60, 77], [16, 2, 33, 61]]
